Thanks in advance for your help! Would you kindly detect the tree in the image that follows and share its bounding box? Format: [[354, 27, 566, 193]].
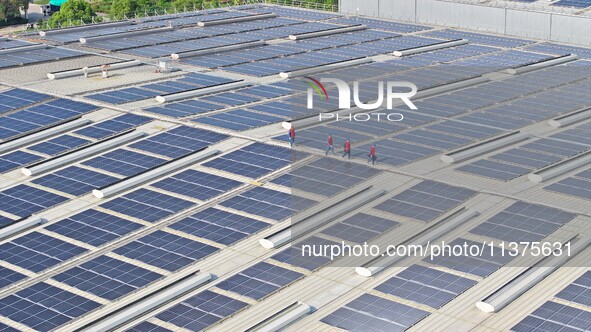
[[109, 0, 139, 19], [171, 0, 200, 11], [18, 0, 28, 18], [47, 0, 100, 28]]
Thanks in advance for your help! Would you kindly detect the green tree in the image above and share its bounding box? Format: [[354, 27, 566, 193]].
[[171, 0, 200, 11], [47, 0, 100, 28], [109, 0, 139, 19]]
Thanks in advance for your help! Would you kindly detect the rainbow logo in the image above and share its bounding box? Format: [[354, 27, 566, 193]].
[[305, 76, 328, 100]]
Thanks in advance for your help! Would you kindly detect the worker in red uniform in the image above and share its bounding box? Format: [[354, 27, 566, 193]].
[[288, 126, 295, 147], [342, 139, 351, 159], [367, 144, 377, 165], [325, 134, 335, 155]]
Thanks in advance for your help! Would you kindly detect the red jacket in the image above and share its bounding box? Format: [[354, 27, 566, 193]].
[[370, 146, 376, 156], [344, 140, 350, 151], [289, 128, 295, 138], [327, 136, 333, 145]]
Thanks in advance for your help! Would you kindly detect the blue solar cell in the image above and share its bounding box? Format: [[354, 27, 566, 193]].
[[126, 322, 172, 332], [100, 188, 194, 222], [46, 209, 142, 246], [217, 262, 303, 300], [512, 301, 591, 332], [155, 290, 248, 331], [220, 186, 316, 221], [0, 266, 26, 289], [28, 135, 90, 156], [83, 148, 167, 177], [0, 231, 87, 272], [0, 215, 14, 227], [33, 166, 119, 196], [375, 265, 477, 309], [203, 142, 291, 178], [75, 114, 150, 139], [321, 293, 430, 332], [556, 271, 591, 307], [114, 230, 218, 271], [0, 184, 68, 217], [0, 282, 101, 331], [151, 169, 241, 200], [321, 213, 400, 243], [53, 255, 162, 300], [129, 126, 228, 158], [0, 150, 44, 173], [169, 207, 269, 245]]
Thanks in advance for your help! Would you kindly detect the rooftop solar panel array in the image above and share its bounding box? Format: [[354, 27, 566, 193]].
[[0, 99, 98, 142], [0, 46, 86, 68], [512, 301, 591, 331], [0, 88, 51, 115], [375, 264, 477, 309], [0, 184, 68, 219], [86, 73, 236, 104], [329, 16, 430, 33], [321, 293, 431, 332], [321, 212, 400, 243], [374, 180, 476, 222], [469, 201, 576, 242], [546, 168, 591, 200], [422, 29, 534, 47], [556, 271, 591, 307]]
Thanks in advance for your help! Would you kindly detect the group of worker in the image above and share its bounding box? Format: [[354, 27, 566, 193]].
[[287, 127, 377, 165]]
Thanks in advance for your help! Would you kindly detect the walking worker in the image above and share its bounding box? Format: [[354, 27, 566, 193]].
[[367, 144, 377, 165], [326, 134, 335, 155], [288, 126, 295, 147], [342, 139, 351, 159]]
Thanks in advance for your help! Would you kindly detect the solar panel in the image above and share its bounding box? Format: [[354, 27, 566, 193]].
[[53, 255, 162, 300], [46, 209, 142, 246], [374, 180, 476, 222], [321, 213, 400, 243], [74, 113, 151, 140], [424, 238, 512, 277], [82, 148, 167, 177], [0, 184, 68, 218], [169, 207, 269, 245], [113, 230, 218, 271], [0, 266, 26, 289], [556, 271, 591, 307], [0, 231, 87, 272], [375, 264, 476, 309], [0, 150, 44, 173], [470, 201, 576, 242], [0, 282, 101, 331], [546, 170, 591, 200], [155, 290, 248, 331], [220, 186, 316, 221], [512, 301, 591, 331], [129, 126, 228, 158], [321, 293, 430, 332], [126, 322, 172, 332], [33, 166, 119, 196], [216, 261, 303, 300], [28, 135, 91, 156], [203, 142, 293, 178], [100, 188, 194, 223], [151, 169, 242, 201]]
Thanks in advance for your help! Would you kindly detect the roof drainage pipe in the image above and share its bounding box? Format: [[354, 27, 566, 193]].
[[356, 208, 479, 277], [246, 302, 312, 332], [0, 118, 90, 155], [82, 272, 213, 332], [260, 186, 385, 249], [476, 234, 590, 313], [441, 131, 529, 164], [197, 13, 277, 27], [39, 20, 133, 37], [529, 151, 591, 183], [22, 130, 146, 177], [393, 38, 468, 57], [549, 107, 591, 128], [0, 44, 47, 55], [279, 57, 373, 79], [288, 24, 366, 40], [79, 26, 174, 44], [171, 40, 266, 59], [0, 216, 48, 241], [93, 148, 220, 199], [506, 54, 578, 75], [155, 81, 250, 103], [47, 60, 142, 80]]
